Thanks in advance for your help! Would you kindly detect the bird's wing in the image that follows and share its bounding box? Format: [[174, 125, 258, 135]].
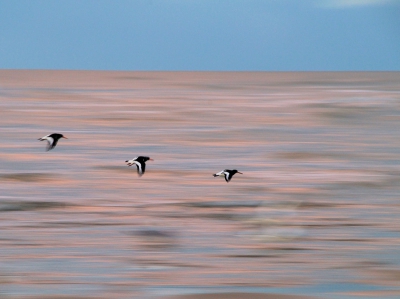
[[45, 136, 55, 151], [134, 161, 145, 176], [224, 171, 231, 182]]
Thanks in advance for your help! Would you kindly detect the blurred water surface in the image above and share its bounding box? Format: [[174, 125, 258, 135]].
[[0, 71, 400, 299]]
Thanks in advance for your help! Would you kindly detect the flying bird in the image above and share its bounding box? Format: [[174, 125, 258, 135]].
[[38, 133, 67, 151], [213, 169, 243, 182], [125, 156, 154, 177]]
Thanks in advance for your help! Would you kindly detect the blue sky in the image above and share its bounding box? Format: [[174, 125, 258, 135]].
[[0, 0, 399, 71]]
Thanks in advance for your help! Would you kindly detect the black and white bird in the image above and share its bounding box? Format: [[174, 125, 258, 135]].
[[38, 133, 67, 151], [213, 169, 243, 182], [125, 156, 154, 177]]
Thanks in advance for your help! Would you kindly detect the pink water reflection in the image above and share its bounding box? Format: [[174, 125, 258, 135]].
[[0, 71, 400, 298]]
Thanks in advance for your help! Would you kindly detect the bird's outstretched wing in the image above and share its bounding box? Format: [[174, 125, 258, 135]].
[[39, 135, 54, 151], [47, 137, 58, 151], [135, 161, 146, 176], [223, 171, 231, 182]]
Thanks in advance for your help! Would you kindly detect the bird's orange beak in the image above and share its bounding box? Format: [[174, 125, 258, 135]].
[[238, 172, 243, 174], [63, 136, 68, 139], [149, 158, 154, 161]]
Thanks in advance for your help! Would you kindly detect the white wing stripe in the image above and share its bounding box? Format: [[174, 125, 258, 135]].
[[134, 161, 143, 175], [45, 137, 54, 151]]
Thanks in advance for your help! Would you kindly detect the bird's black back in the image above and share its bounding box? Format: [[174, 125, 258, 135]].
[[49, 133, 65, 141], [136, 156, 151, 163]]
